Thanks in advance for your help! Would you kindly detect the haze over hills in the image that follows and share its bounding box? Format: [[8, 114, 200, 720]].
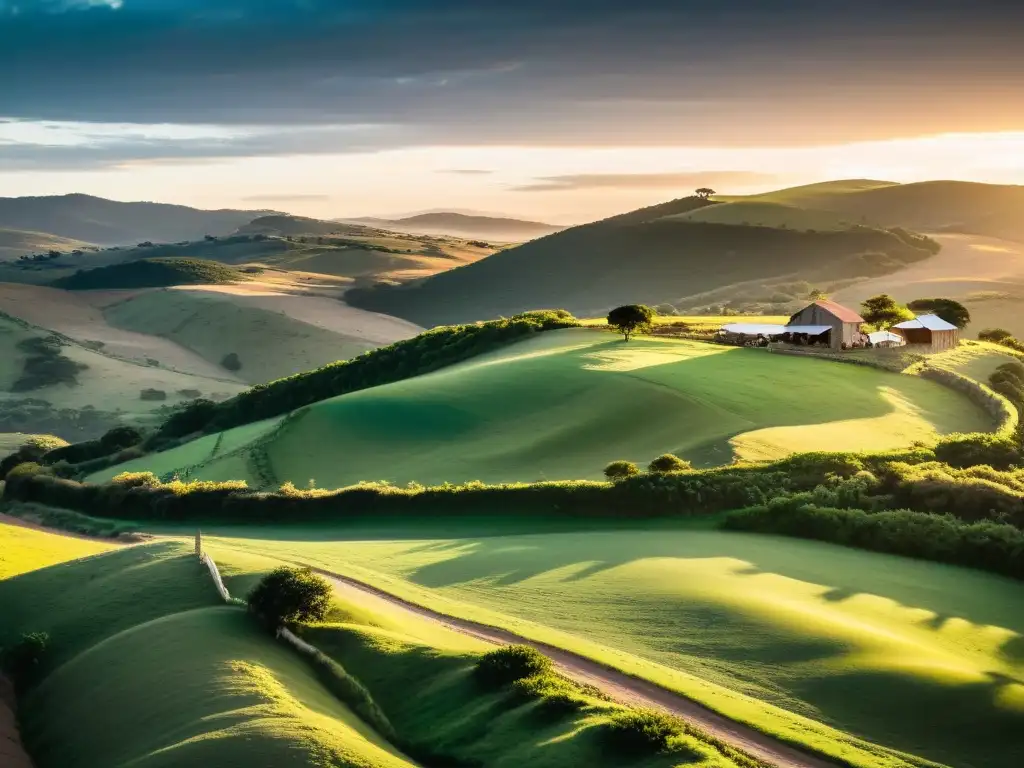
[[0, 194, 275, 246], [343, 212, 564, 241]]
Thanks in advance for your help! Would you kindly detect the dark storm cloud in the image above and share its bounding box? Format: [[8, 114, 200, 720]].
[[2, 1, 1024, 165], [514, 171, 779, 192]]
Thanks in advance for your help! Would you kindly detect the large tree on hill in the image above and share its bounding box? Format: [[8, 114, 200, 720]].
[[906, 298, 971, 329], [607, 304, 655, 341], [694, 188, 716, 200], [860, 294, 912, 329]]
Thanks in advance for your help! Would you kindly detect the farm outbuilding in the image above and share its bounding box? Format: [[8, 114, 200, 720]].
[[892, 315, 960, 352], [787, 300, 866, 350]]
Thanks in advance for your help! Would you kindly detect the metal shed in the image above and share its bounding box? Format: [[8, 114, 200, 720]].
[[892, 315, 960, 352]]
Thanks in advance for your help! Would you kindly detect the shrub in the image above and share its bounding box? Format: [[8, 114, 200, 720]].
[[1, 631, 49, 690], [6, 462, 46, 482], [157, 398, 217, 440], [474, 645, 553, 688], [140, 388, 167, 401], [247, 567, 333, 628], [604, 709, 684, 755], [604, 460, 640, 480], [510, 673, 585, 716], [112, 471, 161, 488], [979, 328, 1014, 343], [934, 432, 1020, 470], [221, 352, 242, 372], [647, 454, 692, 473]]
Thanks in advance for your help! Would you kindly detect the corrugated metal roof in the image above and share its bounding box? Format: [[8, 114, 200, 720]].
[[810, 299, 865, 323], [868, 331, 904, 344], [785, 325, 833, 335], [892, 314, 959, 331]]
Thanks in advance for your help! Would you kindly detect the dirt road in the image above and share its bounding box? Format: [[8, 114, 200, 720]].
[[313, 567, 839, 768]]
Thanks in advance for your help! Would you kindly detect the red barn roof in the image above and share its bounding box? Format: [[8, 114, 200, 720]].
[[798, 299, 864, 324]]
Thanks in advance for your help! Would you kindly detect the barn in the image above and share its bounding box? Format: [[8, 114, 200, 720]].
[[892, 314, 960, 352], [787, 300, 866, 350]]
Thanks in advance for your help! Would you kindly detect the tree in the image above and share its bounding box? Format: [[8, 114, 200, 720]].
[[221, 352, 242, 372], [906, 298, 971, 329], [247, 567, 332, 628], [979, 328, 1014, 343], [607, 304, 655, 341], [604, 460, 640, 480], [860, 294, 911, 329], [648, 454, 692, 473], [694, 188, 716, 200]]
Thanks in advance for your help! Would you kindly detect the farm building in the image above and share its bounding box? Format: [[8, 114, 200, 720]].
[[892, 314, 960, 351], [787, 300, 866, 350], [721, 299, 867, 350]]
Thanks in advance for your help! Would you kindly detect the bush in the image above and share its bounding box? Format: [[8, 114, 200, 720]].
[[647, 454, 692, 473], [221, 352, 242, 372], [112, 471, 160, 488], [474, 645, 553, 688], [5, 462, 46, 482], [934, 432, 1020, 470], [157, 398, 217, 440], [510, 673, 585, 716], [979, 328, 1014, 343], [247, 567, 333, 628], [604, 709, 684, 755], [140, 388, 167, 401], [1, 631, 49, 690], [604, 460, 640, 480]]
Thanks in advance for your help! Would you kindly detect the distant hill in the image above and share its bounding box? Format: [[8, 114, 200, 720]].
[[346, 196, 939, 325], [0, 227, 96, 261], [344, 212, 564, 241], [236, 215, 369, 238], [735, 180, 1024, 241], [0, 194, 274, 246], [53, 258, 244, 291]]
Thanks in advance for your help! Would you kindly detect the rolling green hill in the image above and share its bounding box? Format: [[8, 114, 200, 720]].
[[0, 194, 272, 246], [667, 201, 857, 231], [52, 258, 244, 290], [736, 180, 1024, 241], [0, 228, 95, 261], [90, 329, 991, 487], [347, 196, 938, 326], [214, 520, 1024, 768]]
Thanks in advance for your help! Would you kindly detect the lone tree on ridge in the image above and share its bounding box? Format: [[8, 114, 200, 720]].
[[694, 188, 716, 200], [608, 304, 655, 342]]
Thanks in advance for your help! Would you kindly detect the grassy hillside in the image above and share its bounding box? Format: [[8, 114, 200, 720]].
[[738, 180, 1024, 241], [0, 312, 245, 440], [52, 258, 243, 290], [669, 201, 857, 231], [213, 522, 1024, 768], [0, 194, 271, 246], [0, 519, 113, 580], [0, 228, 95, 261], [90, 329, 991, 487], [22, 607, 415, 768], [0, 541, 417, 768], [347, 195, 937, 326], [103, 288, 408, 384]]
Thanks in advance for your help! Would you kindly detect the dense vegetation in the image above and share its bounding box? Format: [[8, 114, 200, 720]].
[[348, 196, 939, 325], [52, 257, 243, 290]]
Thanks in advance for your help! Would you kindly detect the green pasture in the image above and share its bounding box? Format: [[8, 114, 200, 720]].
[[96, 329, 992, 488], [208, 523, 1024, 768], [21, 606, 416, 768], [0, 520, 114, 580]]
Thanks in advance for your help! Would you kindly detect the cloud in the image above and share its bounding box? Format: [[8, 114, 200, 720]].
[[0, 1, 1022, 153], [513, 171, 779, 192], [242, 193, 332, 202]]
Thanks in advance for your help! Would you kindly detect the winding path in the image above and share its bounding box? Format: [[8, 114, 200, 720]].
[[309, 566, 839, 768]]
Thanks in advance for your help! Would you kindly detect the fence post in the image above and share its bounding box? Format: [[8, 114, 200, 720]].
[[195, 529, 202, 557]]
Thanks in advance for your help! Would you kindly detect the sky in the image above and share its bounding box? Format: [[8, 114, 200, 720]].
[[1, 0, 1023, 223]]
